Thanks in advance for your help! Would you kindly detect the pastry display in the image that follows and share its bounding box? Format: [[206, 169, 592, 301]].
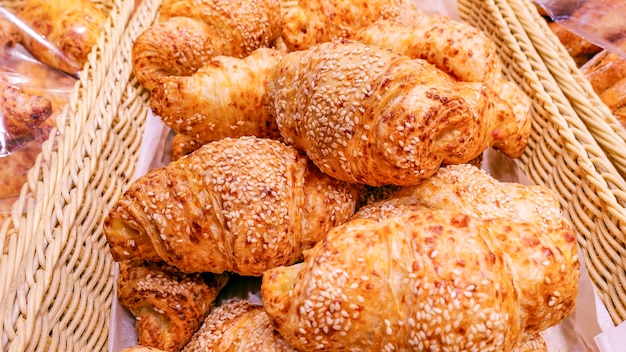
[[267, 40, 527, 186], [150, 48, 283, 142], [262, 165, 578, 351], [104, 137, 360, 276], [182, 300, 296, 351], [117, 260, 229, 351], [110, 1, 582, 350]]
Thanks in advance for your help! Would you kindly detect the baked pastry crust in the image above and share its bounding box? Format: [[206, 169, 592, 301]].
[[104, 137, 360, 276], [267, 40, 527, 186], [117, 260, 229, 351]]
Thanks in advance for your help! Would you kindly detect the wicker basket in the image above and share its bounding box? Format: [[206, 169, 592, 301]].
[[458, 0, 626, 325], [0, 0, 139, 351]]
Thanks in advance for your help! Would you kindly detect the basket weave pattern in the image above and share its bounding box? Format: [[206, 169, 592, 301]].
[[0, 0, 140, 350], [459, 0, 626, 325]]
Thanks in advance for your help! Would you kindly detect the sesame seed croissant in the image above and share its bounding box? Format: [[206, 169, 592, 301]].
[[132, 0, 282, 91], [266, 40, 528, 186], [181, 300, 297, 351], [353, 17, 532, 157], [150, 48, 283, 143], [390, 164, 579, 333], [261, 165, 579, 351], [104, 137, 360, 276], [117, 260, 229, 352]]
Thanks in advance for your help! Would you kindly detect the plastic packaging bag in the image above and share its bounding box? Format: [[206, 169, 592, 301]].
[[0, 4, 82, 221], [535, 0, 626, 59]]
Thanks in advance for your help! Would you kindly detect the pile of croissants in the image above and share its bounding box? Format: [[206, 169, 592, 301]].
[[104, 0, 580, 351]]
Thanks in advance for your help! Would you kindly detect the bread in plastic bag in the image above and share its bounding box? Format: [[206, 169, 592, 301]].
[[535, 0, 626, 59]]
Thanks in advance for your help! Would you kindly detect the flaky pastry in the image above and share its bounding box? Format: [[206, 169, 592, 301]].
[[104, 137, 360, 276], [267, 40, 526, 186]]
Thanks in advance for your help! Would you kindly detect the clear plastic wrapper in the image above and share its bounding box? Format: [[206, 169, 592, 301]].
[[0, 0, 106, 76], [535, 0, 626, 59], [0, 0, 107, 219], [0, 5, 78, 221]]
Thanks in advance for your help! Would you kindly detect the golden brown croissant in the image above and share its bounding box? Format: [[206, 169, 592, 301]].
[[267, 40, 526, 186], [391, 164, 579, 333], [261, 165, 578, 351], [598, 77, 626, 111], [117, 260, 229, 352], [132, 0, 281, 91], [179, 300, 297, 351], [280, 0, 404, 51], [0, 76, 52, 140], [150, 48, 283, 143], [353, 17, 531, 156], [355, 16, 497, 84], [17, 0, 105, 75], [104, 137, 360, 276]]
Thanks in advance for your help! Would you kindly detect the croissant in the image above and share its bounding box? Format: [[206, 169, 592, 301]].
[[353, 16, 532, 147], [391, 164, 579, 332], [132, 0, 281, 91], [266, 40, 526, 186], [117, 260, 229, 351], [150, 48, 283, 143], [17, 0, 105, 75], [261, 165, 578, 351], [171, 134, 204, 161], [280, 0, 405, 51], [175, 300, 296, 351], [104, 137, 360, 276], [0, 76, 52, 140]]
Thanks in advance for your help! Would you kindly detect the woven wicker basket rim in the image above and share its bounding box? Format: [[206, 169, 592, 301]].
[[0, 0, 140, 351]]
